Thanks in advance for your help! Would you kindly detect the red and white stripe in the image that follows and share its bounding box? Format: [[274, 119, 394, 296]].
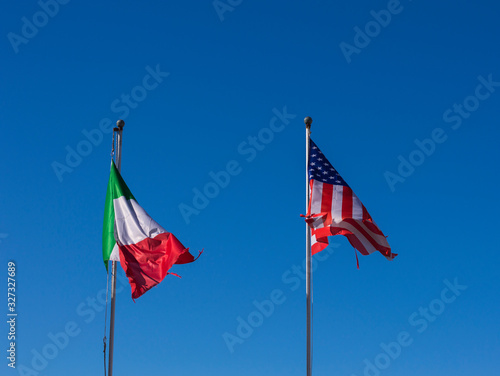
[[307, 180, 394, 260]]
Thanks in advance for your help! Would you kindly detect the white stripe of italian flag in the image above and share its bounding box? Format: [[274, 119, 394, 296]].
[[103, 161, 199, 299]]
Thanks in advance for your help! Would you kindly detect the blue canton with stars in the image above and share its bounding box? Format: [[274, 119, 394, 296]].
[[308, 139, 348, 186]]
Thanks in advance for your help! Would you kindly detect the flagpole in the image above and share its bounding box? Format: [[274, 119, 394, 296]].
[[304, 116, 313, 376], [108, 119, 124, 376]]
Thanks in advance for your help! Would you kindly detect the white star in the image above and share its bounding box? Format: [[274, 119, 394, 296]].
[[322, 171, 328, 175], [318, 166, 322, 170], [318, 158, 323, 161], [312, 154, 317, 157], [311, 162, 316, 166]]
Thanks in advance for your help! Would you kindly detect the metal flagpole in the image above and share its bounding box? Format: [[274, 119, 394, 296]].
[[108, 119, 124, 376], [304, 116, 313, 376]]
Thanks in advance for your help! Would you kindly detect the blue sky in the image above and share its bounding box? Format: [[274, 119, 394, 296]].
[[1, 1, 499, 375]]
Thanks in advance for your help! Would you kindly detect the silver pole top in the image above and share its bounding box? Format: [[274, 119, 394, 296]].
[[304, 116, 312, 129], [116, 120, 125, 130]]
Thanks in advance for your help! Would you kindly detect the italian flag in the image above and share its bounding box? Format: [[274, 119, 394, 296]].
[[103, 161, 199, 299]]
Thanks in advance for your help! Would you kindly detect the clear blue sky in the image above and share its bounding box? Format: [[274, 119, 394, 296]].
[[1, 1, 499, 375]]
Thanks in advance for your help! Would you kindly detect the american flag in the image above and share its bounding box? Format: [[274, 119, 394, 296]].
[[306, 139, 395, 260]]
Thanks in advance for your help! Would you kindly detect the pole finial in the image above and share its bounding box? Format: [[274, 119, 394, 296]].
[[304, 116, 312, 129], [116, 120, 125, 130]]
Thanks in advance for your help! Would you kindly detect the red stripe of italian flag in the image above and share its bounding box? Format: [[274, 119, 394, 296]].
[[103, 161, 199, 299]]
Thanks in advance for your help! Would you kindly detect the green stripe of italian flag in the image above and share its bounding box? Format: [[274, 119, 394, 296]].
[[102, 161, 199, 299]]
